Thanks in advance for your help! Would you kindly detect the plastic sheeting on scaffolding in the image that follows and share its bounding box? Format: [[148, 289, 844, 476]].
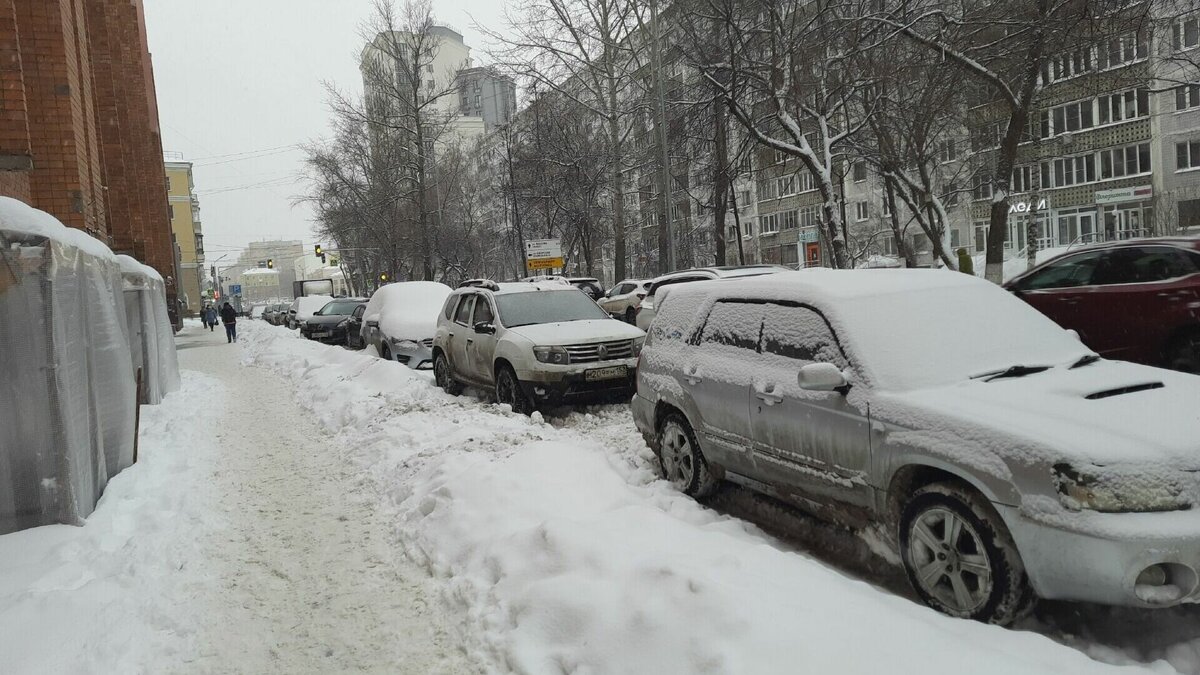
[[117, 255, 181, 405], [0, 197, 180, 535]]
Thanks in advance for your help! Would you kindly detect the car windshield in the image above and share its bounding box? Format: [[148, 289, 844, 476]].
[[836, 284, 1087, 391], [316, 301, 359, 316], [495, 289, 609, 327]]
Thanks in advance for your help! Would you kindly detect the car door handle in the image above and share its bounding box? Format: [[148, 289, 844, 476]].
[[448, 331, 454, 337], [466, 338, 474, 344], [1057, 297, 1079, 305], [755, 386, 783, 405]]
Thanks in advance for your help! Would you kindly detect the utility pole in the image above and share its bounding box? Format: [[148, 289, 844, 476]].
[[650, 0, 674, 273]]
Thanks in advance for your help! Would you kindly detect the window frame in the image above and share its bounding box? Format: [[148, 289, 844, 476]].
[[453, 294, 476, 326]]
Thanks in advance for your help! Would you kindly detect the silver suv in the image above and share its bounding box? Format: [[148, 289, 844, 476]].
[[433, 281, 646, 413], [633, 269, 1200, 624], [635, 265, 788, 331]]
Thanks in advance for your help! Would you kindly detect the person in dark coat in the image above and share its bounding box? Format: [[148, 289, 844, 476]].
[[220, 302, 238, 343]]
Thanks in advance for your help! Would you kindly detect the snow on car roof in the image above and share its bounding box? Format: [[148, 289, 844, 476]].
[[489, 282, 580, 295]]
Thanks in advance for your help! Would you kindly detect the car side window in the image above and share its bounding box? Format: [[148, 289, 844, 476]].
[[1090, 247, 1191, 285], [697, 301, 763, 351], [443, 295, 460, 320], [454, 295, 475, 325], [760, 304, 847, 369], [473, 297, 494, 325], [618, 282, 635, 295], [352, 305, 365, 319], [1020, 251, 1102, 290]]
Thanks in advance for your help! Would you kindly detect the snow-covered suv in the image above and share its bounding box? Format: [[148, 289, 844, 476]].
[[433, 281, 645, 413]]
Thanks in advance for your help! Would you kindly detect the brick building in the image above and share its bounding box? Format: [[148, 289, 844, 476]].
[[0, 0, 177, 314]]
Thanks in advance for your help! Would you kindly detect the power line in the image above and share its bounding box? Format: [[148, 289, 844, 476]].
[[190, 144, 301, 162], [195, 147, 305, 167]]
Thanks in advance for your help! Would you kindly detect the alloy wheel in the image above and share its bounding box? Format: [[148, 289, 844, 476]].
[[907, 506, 994, 615], [659, 421, 695, 490]]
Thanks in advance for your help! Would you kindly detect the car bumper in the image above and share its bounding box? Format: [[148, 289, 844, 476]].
[[302, 326, 350, 344], [390, 343, 434, 369], [631, 392, 656, 447], [1000, 503, 1200, 607], [516, 361, 638, 406]]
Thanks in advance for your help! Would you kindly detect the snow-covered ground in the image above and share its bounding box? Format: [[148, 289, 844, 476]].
[[4, 319, 1198, 673], [239, 320, 1200, 674]]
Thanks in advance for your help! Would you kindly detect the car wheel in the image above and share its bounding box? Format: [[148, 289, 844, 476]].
[[624, 306, 636, 324], [380, 344, 392, 361], [434, 352, 463, 395], [899, 481, 1034, 625], [1167, 332, 1200, 374], [495, 366, 534, 415], [656, 414, 717, 498]]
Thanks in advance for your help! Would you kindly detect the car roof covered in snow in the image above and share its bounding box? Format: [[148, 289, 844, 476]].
[[458, 281, 581, 296]]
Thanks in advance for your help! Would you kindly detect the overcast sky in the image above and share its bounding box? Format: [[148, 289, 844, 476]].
[[144, 0, 510, 262]]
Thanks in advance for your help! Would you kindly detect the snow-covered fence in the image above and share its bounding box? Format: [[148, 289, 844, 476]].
[[0, 197, 179, 534]]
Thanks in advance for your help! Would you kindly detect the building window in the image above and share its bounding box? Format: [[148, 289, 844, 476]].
[[1097, 143, 1151, 180], [855, 201, 869, 222], [881, 196, 891, 217], [1097, 31, 1148, 70], [1097, 88, 1149, 125], [1178, 140, 1200, 171], [938, 140, 957, 163], [1012, 165, 1034, 193], [973, 173, 992, 201], [1042, 47, 1093, 84], [950, 229, 962, 249], [799, 171, 815, 193], [1177, 83, 1200, 111], [944, 182, 959, 206], [1173, 15, 1199, 52], [799, 205, 819, 228], [852, 161, 867, 182], [761, 213, 779, 234], [773, 148, 788, 165], [168, 205, 175, 220], [778, 175, 797, 196], [781, 244, 799, 267], [743, 219, 755, 238], [1046, 154, 1096, 187], [758, 178, 778, 200], [474, 94, 481, 107], [974, 221, 988, 252], [781, 209, 798, 230], [1049, 99, 1094, 135]]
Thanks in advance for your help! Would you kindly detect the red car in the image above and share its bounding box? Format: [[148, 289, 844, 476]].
[[1005, 238, 1200, 373]]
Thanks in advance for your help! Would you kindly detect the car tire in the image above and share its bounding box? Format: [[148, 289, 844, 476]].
[[1167, 332, 1200, 374], [624, 306, 636, 324], [434, 352, 464, 395], [656, 413, 718, 498], [380, 344, 392, 361], [899, 481, 1034, 625], [495, 366, 534, 415]]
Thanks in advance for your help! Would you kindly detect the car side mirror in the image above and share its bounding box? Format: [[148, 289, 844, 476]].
[[798, 363, 849, 393], [474, 322, 495, 335], [366, 319, 379, 328]]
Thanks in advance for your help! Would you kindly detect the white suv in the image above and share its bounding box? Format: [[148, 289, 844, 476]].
[[433, 281, 646, 414]]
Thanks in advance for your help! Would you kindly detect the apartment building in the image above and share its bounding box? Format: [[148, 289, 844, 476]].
[[165, 155, 204, 315], [457, 67, 517, 132]]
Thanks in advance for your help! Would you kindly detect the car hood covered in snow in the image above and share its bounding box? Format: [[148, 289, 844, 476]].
[[506, 319, 645, 346], [884, 360, 1200, 469]]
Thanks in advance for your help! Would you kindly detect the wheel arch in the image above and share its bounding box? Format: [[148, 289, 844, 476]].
[[884, 461, 1008, 526]]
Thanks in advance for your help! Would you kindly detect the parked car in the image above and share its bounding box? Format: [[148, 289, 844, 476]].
[[288, 295, 333, 329], [261, 304, 280, 324], [1005, 238, 1200, 374], [433, 280, 645, 413], [598, 278, 650, 323], [266, 302, 290, 326], [636, 265, 789, 331], [299, 298, 367, 346], [566, 277, 605, 301], [361, 281, 452, 368], [633, 268, 1200, 624], [250, 304, 267, 320]]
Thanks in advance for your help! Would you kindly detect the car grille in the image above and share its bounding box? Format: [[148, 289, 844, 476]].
[[564, 339, 633, 363], [421, 338, 434, 347]]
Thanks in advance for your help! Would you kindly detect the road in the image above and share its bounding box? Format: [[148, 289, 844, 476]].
[[173, 323, 469, 673]]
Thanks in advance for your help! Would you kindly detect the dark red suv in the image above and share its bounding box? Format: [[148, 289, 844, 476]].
[[1005, 238, 1200, 373]]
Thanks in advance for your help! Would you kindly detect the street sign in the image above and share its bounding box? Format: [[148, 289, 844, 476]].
[[230, 284, 242, 295], [1095, 185, 1152, 205], [525, 238, 564, 272]]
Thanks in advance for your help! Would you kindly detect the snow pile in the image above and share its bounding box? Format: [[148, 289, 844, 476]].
[[0, 372, 226, 673], [362, 281, 452, 341], [238, 321, 1169, 675]]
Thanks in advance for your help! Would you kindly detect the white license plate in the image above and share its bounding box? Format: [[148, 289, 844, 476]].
[[585, 365, 627, 381], [312, 331, 331, 338]]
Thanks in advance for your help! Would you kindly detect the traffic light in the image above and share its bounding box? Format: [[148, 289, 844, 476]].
[[314, 244, 323, 257], [379, 273, 388, 282], [267, 258, 274, 269]]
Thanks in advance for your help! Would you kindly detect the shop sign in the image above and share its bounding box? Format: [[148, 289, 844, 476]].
[[1094, 185, 1152, 205], [1008, 198, 1048, 214], [799, 228, 820, 243]]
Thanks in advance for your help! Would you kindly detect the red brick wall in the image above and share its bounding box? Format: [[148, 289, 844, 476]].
[[0, 0, 177, 312]]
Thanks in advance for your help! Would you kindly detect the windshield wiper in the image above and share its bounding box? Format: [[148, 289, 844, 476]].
[[972, 365, 1052, 382], [1069, 354, 1100, 369]]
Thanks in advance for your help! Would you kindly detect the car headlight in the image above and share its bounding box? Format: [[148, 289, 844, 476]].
[[631, 336, 646, 356], [533, 345, 569, 365], [1053, 463, 1190, 513], [391, 339, 420, 350]]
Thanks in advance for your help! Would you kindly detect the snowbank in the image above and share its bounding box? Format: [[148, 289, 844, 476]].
[[0, 372, 225, 672], [239, 321, 1183, 675]]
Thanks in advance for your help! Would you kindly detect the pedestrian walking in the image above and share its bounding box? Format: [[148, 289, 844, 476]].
[[202, 305, 218, 331], [220, 302, 238, 343]]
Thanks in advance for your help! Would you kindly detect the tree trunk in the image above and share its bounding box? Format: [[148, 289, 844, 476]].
[[712, 95, 729, 266], [884, 177, 918, 267]]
